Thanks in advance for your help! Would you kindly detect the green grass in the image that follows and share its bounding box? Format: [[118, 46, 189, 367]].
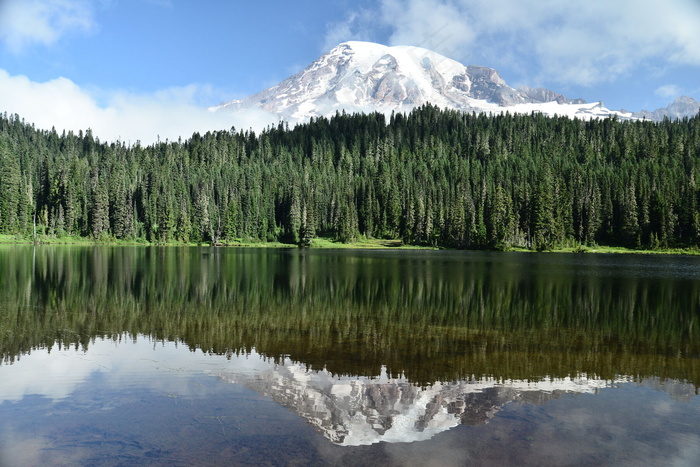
[[505, 244, 700, 255], [0, 233, 153, 246], [558, 245, 700, 255], [1, 233, 698, 254], [220, 238, 296, 248], [0, 233, 95, 245], [306, 237, 433, 249], [0, 234, 434, 250], [217, 236, 434, 250]]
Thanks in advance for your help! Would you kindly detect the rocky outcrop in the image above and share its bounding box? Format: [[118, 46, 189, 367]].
[[633, 96, 700, 121]]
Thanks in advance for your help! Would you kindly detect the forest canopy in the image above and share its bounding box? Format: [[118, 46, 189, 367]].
[[1, 105, 699, 250]]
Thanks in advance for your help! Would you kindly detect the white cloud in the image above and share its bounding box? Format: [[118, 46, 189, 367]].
[[380, 0, 475, 61], [0, 69, 279, 145], [655, 84, 683, 99], [0, 337, 275, 403], [326, 0, 700, 87], [0, 0, 96, 52], [323, 9, 378, 52]]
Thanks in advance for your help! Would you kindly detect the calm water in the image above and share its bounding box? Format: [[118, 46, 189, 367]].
[[0, 246, 699, 466]]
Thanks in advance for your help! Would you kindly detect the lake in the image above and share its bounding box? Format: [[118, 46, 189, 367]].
[[0, 246, 699, 466]]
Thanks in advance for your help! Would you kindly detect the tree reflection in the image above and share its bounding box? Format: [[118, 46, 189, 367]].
[[0, 246, 698, 386]]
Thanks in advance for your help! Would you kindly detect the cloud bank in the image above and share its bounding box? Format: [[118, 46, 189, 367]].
[[0, 69, 279, 145], [325, 0, 700, 87], [0, 0, 280, 145]]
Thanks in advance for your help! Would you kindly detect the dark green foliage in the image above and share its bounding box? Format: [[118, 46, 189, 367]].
[[0, 138, 22, 234], [0, 107, 699, 249]]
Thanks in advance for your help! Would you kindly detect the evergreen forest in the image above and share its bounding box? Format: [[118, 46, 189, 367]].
[[1, 105, 699, 250]]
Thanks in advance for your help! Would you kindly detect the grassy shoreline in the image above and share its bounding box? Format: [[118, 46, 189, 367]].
[[1, 234, 699, 255]]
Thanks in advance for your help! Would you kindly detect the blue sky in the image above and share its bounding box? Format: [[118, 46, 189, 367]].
[[1, 0, 699, 143]]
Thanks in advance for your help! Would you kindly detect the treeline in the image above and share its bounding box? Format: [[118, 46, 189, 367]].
[[1, 105, 699, 249]]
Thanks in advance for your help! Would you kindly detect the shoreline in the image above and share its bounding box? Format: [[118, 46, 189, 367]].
[[1, 234, 699, 255]]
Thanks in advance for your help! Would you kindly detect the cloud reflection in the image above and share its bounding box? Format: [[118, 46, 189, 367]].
[[0, 335, 699, 465], [3, 335, 696, 448]]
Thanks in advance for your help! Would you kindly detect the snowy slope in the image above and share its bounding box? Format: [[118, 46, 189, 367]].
[[211, 41, 636, 122]]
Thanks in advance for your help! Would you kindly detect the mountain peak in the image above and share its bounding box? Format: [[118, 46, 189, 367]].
[[213, 41, 637, 122], [632, 96, 700, 121]]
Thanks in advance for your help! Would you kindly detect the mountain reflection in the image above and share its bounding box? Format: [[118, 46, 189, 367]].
[[2, 333, 695, 447], [0, 246, 699, 388], [217, 358, 647, 446]]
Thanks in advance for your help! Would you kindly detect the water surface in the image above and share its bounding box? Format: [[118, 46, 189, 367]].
[[0, 246, 699, 466]]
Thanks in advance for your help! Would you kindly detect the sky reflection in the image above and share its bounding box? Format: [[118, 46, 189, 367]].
[[1, 335, 698, 466]]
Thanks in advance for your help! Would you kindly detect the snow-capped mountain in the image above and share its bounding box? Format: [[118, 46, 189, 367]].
[[632, 96, 700, 121], [212, 41, 637, 122]]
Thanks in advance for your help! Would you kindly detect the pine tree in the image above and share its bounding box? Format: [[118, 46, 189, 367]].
[[532, 167, 555, 251], [89, 167, 109, 240], [0, 139, 21, 234]]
